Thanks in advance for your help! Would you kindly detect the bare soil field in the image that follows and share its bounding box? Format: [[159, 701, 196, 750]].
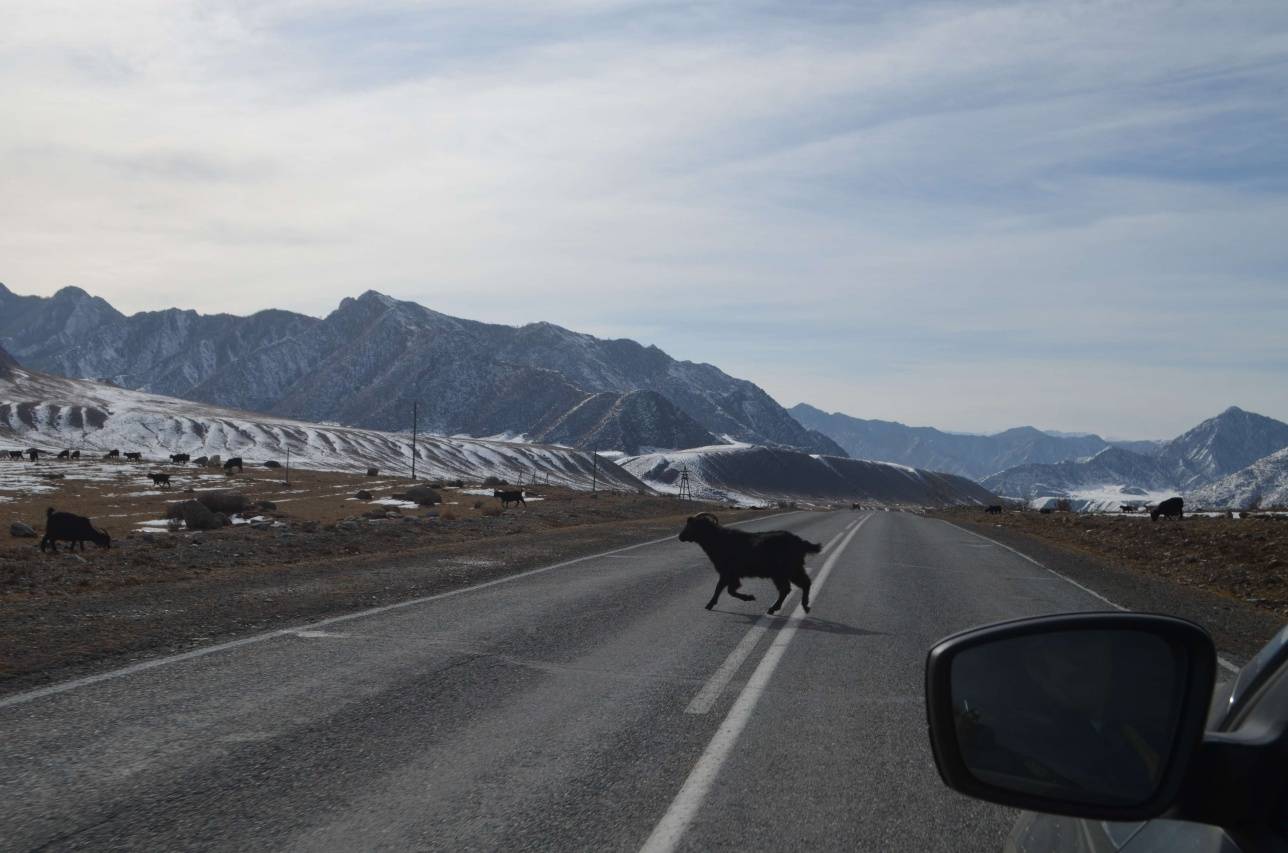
[[935, 507, 1288, 618], [1, 460, 759, 694]]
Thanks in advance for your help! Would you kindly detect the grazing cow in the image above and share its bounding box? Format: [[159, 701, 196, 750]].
[[851, 503, 862, 511], [149, 473, 172, 488], [1120, 505, 1138, 513], [70, 450, 80, 460], [41, 508, 111, 552], [493, 489, 525, 508], [7, 450, 22, 460], [223, 457, 244, 473], [678, 513, 822, 614], [170, 453, 190, 464], [192, 456, 209, 466], [57, 449, 70, 460], [1151, 497, 1184, 522], [26, 448, 40, 462], [1039, 507, 1054, 515], [985, 505, 1003, 515], [124, 452, 142, 462], [105, 449, 121, 459]]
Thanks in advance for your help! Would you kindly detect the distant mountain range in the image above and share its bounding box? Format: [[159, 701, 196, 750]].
[[980, 407, 1288, 507], [794, 402, 1288, 509], [788, 404, 1124, 480], [0, 284, 841, 457]]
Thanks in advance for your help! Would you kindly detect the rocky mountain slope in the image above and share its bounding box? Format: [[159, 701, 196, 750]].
[[618, 442, 997, 507], [0, 347, 646, 490], [789, 403, 1114, 480], [0, 284, 841, 456], [1191, 447, 1288, 509], [1158, 406, 1288, 488]]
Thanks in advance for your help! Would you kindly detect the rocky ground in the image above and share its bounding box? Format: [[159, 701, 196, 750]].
[[934, 507, 1288, 660], [1, 464, 759, 695]]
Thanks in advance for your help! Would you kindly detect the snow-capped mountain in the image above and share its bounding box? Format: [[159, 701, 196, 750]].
[[0, 284, 841, 456], [1190, 447, 1288, 510], [981, 407, 1288, 506], [789, 403, 1115, 480], [0, 348, 647, 490], [981, 446, 1176, 500], [1158, 406, 1288, 488], [619, 443, 997, 507]]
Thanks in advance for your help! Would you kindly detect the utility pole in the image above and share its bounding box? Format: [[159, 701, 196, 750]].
[[591, 443, 598, 495], [285, 443, 290, 486], [411, 400, 418, 481], [678, 465, 692, 502]]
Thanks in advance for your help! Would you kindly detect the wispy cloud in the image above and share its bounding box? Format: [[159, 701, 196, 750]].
[[2, 0, 1286, 436]]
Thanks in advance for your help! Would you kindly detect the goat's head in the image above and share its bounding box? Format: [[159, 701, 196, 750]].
[[94, 528, 111, 549], [678, 512, 719, 542]]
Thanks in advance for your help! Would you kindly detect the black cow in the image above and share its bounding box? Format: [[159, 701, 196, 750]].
[[494, 489, 525, 508], [70, 450, 80, 460], [1151, 497, 1183, 522], [170, 453, 190, 464], [224, 457, 244, 473], [26, 448, 40, 462], [6, 450, 22, 460], [985, 505, 1003, 514], [105, 449, 121, 459], [149, 473, 172, 488], [41, 508, 111, 552], [192, 456, 209, 466], [57, 449, 71, 460], [124, 452, 142, 462]]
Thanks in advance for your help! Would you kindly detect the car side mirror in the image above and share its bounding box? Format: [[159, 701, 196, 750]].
[[926, 612, 1216, 821]]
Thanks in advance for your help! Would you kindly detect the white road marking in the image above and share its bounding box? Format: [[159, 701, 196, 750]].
[[640, 514, 871, 853], [683, 521, 855, 716], [0, 512, 803, 711], [941, 520, 1241, 674]]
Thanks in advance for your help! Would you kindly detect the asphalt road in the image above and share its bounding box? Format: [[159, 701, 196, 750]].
[[0, 510, 1190, 851]]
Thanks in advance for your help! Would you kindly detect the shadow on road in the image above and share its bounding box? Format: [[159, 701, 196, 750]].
[[712, 610, 884, 638]]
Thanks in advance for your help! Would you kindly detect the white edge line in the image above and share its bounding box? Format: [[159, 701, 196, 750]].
[[0, 510, 807, 711], [683, 519, 857, 716], [640, 513, 871, 853], [939, 519, 1240, 675]]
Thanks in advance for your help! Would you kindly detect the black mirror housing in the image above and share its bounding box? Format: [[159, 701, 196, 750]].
[[926, 612, 1216, 822]]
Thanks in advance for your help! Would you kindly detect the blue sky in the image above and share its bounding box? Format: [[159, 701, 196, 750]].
[[3, 1, 1287, 438]]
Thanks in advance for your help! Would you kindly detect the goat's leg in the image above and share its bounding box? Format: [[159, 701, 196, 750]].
[[767, 577, 791, 614], [726, 579, 755, 602], [793, 567, 812, 613], [705, 578, 728, 610]]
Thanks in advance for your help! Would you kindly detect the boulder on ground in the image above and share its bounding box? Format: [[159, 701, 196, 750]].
[[172, 500, 226, 531], [256, 500, 277, 511], [10, 521, 36, 538], [356, 490, 373, 501], [405, 485, 442, 506], [366, 468, 379, 477]]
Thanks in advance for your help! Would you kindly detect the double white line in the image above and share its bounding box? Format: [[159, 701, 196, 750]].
[[641, 513, 871, 853]]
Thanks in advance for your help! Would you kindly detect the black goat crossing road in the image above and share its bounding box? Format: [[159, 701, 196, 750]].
[[0, 511, 1158, 852]]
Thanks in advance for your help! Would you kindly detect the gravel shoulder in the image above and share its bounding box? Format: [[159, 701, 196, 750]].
[[934, 510, 1286, 663]]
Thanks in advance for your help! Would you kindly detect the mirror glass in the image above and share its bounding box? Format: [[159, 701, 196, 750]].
[[950, 628, 1188, 807]]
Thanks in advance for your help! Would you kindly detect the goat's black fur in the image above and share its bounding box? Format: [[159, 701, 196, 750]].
[[41, 507, 111, 553], [678, 513, 822, 614]]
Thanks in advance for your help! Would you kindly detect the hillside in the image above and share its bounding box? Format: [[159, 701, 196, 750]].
[[1191, 447, 1288, 509], [618, 442, 997, 507], [0, 284, 842, 456], [0, 353, 647, 491]]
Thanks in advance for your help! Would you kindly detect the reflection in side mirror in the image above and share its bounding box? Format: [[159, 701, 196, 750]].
[[927, 613, 1215, 822]]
